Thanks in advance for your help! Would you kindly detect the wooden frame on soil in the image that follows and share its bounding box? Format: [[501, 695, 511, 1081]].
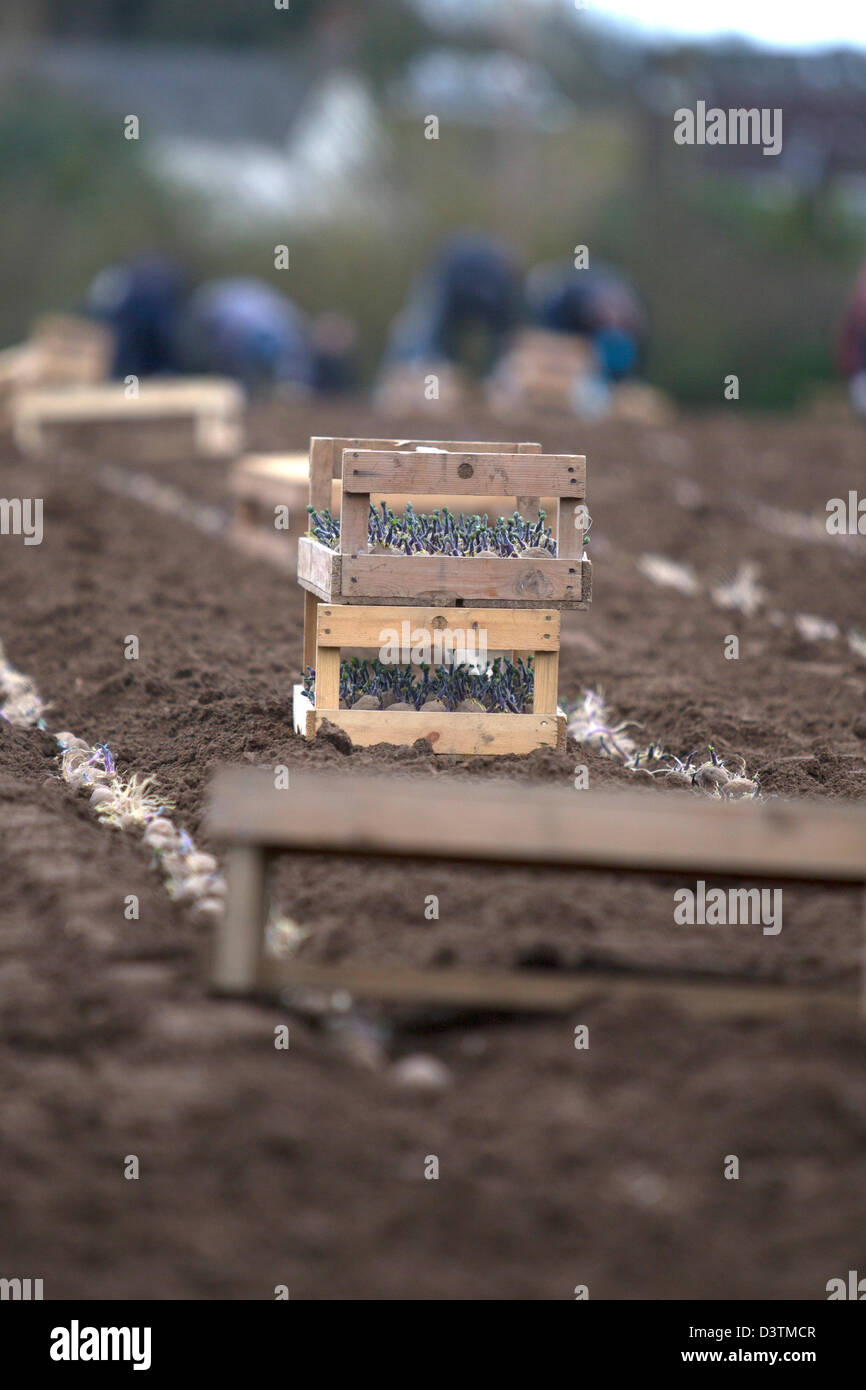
[[12, 377, 245, 459], [208, 770, 866, 1018], [294, 602, 565, 755]]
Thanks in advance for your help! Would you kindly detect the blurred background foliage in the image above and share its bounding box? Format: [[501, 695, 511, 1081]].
[[0, 0, 864, 406]]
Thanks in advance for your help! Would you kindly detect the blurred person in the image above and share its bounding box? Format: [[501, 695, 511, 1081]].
[[311, 311, 359, 394], [85, 254, 185, 379], [178, 278, 314, 394], [837, 264, 866, 419], [382, 233, 521, 377], [525, 259, 648, 384]]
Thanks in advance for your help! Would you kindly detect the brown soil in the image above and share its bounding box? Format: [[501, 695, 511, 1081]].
[[1, 400, 865, 1300]]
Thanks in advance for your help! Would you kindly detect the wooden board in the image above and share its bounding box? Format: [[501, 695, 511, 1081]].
[[309, 436, 541, 513], [341, 483, 560, 525], [13, 376, 245, 459], [342, 450, 585, 499], [297, 537, 341, 600], [316, 604, 559, 651], [208, 769, 866, 1015], [13, 376, 243, 420], [230, 453, 310, 506], [208, 771, 866, 884], [340, 554, 586, 603], [305, 708, 565, 755], [255, 958, 856, 1020]]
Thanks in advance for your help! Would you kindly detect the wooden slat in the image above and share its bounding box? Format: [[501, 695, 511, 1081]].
[[254, 957, 856, 1020], [309, 437, 335, 515], [307, 710, 564, 755], [316, 604, 559, 651], [314, 436, 541, 474], [208, 772, 866, 884], [360, 489, 559, 520], [212, 846, 267, 992], [532, 650, 559, 715], [314, 647, 341, 710], [297, 537, 340, 600], [342, 450, 585, 499], [303, 592, 319, 672], [558, 498, 586, 560], [12, 376, 244, 421], [341, 554, 584, 603], [338, 489, 370, 557]]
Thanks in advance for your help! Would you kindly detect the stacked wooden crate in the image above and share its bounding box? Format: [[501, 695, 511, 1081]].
[[294, 436, 590, 756], [487, 328, 597, 415]]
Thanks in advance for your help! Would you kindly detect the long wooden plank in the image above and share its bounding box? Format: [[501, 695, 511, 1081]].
[[253, 957, 856, 1020], [306, 710, 564, 755], [350, 486, 559, 521], [341, 554, 584, 602], [316, 604, 560, 651], [13, 376, 244, 420], [309, 437, 542, 510], [313, 436, 541, 470], [342, 450, 585, 498], [208, 772, 866, 884]]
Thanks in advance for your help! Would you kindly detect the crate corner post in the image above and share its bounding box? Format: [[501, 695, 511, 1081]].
[[211, 843, 267, 994]]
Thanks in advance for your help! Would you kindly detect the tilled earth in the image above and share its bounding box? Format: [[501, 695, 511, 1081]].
[[1, 398, 865, 1299]]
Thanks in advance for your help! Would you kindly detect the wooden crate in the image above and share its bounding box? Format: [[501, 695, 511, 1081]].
[[294, 602, 565, 755], [305, 435, 543, 513], [207, 769, 866, 1017], [298, 443, 591, 610], [233, 439, 559, 571], [488, 328, 597, 415], [231, 447, 548, 568], [373, 361, 469, 415], [29, 314, 113, 386], [230, 452, 311, 567], [0, 315, 112, 427], [12, 376, 245, 460]]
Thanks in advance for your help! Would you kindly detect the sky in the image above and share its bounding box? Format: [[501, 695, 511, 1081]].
[[581, 0, 866, 50], [415, 0, 866, 51]]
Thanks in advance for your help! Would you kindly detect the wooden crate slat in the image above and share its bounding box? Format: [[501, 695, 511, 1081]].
[[13, 376, 244, 421], [297, 537, 341, 599], [558, 498, 588, 560], [314, 647, 341, 710], [254, 957, 856, 1020], [342, 449, 585, 498], [531, 650, 559, 714], [316, 604, 559, 651], [305, 709, 565, 755], [208, 772, 866, 883], [341, 554, 584, 602], [340, 482, 560, 521], [303, 592, 319, 671], [309, 436, 541, 512]]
